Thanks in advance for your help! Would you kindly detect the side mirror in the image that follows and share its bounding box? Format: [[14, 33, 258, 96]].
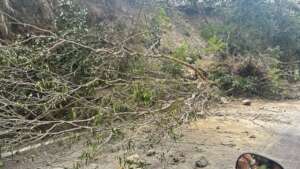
[[236, 153, 284, 169]]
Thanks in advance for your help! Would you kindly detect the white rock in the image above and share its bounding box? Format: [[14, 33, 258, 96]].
[[220, 97, 229, 104], [126, 154, 141, 164], [242, 99, 251, 106]]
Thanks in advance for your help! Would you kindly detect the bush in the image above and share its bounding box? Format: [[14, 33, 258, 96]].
[[208, 59, 280, 97]]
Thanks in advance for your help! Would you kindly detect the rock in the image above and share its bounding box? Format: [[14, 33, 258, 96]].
[[216, 126, 221, 130], [186, 57, 193, 63], [126, 154, 141, 164], [221, 141, 236, 147], [242, 99, 252, 106], [249, 135, 256, 139], [220, 97, 229, 104], [126, 154, 149, 167], [172, 156, 180, 163], [195, 157, 209, 168], [146, 149, 156, 156], [169, 152, 186, 165]]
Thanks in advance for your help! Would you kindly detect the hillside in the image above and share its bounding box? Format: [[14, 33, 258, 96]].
[[1, 1, 300, 169]]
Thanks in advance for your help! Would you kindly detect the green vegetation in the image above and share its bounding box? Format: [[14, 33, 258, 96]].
[[1, 0, 215, 157], [132, 83, 155, 106], [2, 1, 300, 167], [173, 42, 189, 60], [204, 35, 225, 54], [188, 0, 300, 96], [208, 59, 281, 97], [197, 0, 300, 79]]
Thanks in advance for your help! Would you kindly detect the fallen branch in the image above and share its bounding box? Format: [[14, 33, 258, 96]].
[[1, 133, 85, 158], [158, 54, 208, 81]]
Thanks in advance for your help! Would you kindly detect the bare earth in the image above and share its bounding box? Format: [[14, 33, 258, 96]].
[[3, 100, 300, 169]]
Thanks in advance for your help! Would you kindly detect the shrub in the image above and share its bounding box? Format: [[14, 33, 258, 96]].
[[208, 59, 280, 97]]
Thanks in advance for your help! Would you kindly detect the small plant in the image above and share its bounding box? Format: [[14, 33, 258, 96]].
[[173, 42, 189, 59], [117, 154, 148, 169], [132, 83, 155, 106], [204, 35, 225, 54], [72, 161, 81, 169], [267, 66, 283, 95], [113, 101, 130, 113]]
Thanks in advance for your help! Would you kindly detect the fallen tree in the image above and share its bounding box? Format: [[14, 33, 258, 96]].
[[0, 0, 215, 157]]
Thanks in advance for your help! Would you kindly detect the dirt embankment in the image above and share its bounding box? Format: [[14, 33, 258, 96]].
[[1, 0, 139, 38]]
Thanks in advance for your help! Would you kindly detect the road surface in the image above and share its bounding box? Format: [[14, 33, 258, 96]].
[[3, 100, 300, 169], [218, 100, 300, 169], [259, 101, 300, 169]]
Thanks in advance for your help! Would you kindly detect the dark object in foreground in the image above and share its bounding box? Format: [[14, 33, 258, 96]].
[[236, 153, 284, 169]]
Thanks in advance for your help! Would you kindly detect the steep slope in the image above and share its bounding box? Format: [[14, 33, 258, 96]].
[[0, 0, 206, 51]]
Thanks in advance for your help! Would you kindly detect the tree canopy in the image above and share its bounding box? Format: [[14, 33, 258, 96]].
[[198, 0, 300, 60]]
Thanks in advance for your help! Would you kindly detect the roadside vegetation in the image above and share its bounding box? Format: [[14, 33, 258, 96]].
[[193, 0, 300, 97]]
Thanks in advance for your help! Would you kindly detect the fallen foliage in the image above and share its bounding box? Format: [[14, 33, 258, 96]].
[[0, 0, 215, 157]]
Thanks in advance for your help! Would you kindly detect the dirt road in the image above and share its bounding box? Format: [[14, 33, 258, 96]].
[[212, 100, 300, 169], [255, 101, 300, 169], [3, 100, 300, 169]]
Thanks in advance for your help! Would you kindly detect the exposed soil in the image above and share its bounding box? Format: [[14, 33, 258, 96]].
[[3, 100, 300, 169]]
